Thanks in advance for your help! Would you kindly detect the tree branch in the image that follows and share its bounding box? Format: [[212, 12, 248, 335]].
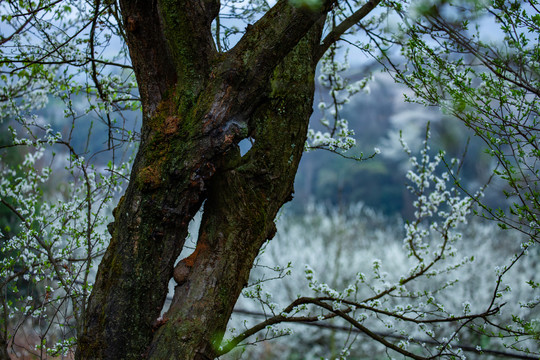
[[117, 0, 178, 116], [317, 0, 383, 60], [155, 0, 219, 88], [230, 308, 539, 360], [225, 0, 332, 88]]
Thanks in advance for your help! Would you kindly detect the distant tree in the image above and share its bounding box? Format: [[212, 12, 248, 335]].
[[0, 0, 538, 359]]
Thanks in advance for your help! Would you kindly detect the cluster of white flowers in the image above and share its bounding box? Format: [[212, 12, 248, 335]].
[[307, 119, 356, 151], [306, 46, 371, 153], [224, 126, 540, 359]]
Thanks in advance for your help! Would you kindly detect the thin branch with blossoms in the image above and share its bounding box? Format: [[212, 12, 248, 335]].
[[220, 126, 529, 359], [0, 121, 131, 356]]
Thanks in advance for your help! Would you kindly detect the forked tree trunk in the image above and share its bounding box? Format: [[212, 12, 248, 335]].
[[146, 24, 323, 359], [76, 1, 327, 358]]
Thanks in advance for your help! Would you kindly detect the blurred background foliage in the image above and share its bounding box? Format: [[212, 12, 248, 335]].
[[294, 70, 495, 217]]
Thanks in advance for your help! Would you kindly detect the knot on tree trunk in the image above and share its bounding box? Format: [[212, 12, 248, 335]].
[[173, 261, 191, 285]]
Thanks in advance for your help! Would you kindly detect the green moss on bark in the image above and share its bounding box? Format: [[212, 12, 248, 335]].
[[145, 22, 324, 360]]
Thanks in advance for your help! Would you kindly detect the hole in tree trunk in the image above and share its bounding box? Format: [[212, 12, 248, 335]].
[[238, 137, 254, 157]]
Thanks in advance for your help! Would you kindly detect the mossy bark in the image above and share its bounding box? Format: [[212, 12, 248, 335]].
[[145, 24, 323, 360], [76, 0, 329, 358]]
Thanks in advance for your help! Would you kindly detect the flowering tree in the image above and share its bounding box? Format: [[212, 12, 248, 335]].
[[223, 129, 539, 359], [229, 184, 538, 359], [370, 0, 540, 244], [0, 125, 130, 358], [0, 0, 538, 359]]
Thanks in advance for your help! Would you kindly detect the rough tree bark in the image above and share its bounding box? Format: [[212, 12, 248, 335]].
[[76, 1, 344, 359], [145, 22, 324, 359]]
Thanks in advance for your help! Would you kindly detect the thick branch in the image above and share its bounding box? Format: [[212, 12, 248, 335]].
[[225, 0, 331, 88], [117, 0, 177, 117], [156, 0, 219, 91]]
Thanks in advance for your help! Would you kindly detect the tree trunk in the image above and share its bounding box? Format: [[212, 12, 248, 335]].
[[145, 23, 323, 359], [0, 335, 8, 360], [76, 1, 328, 358]]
